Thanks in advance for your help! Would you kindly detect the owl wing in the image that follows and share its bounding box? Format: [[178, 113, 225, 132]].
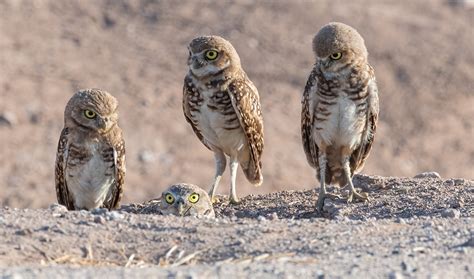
[[103, 138, 126, 209], [301, 67, 320, 169], [227, 77, 264, 185], [55, 128, 75, 210], [350, 75, 379, 175], [182, 75, 212, 151]]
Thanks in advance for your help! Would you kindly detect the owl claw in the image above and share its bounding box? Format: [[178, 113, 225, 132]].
[[210, 195, 220, 204], [347, 191, 369, 203], [229, 196, 241, 205]]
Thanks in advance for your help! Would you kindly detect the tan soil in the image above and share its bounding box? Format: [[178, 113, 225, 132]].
[[0, 0, 473, 208]]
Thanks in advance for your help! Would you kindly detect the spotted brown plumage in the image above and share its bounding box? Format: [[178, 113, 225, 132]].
[[182, 35, 264, 204], [55, 89, 126, 210], [301, 22, 379, 211]]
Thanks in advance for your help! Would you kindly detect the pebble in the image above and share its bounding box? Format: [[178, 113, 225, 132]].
[[94, 216, 106, 224], [268, 212, 279, 220], [48, 203, 68, 213], [15, 229, 33, 236], [441, 209, 460, 219], [138, 149, 156, 163], [91, 208, 108, 215], [257, 215, 266, 222], [388, 271, 403, 279], [0, 111, 17, 127], [396, 218, 407, 224], [107, 211, 124, 221], [414, 171, 441, 179]]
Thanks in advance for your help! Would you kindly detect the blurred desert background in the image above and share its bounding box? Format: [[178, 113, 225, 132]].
[[0, 0, 472, 208]]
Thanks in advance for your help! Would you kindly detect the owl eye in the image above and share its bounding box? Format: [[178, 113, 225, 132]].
[[205, 50, 218, 61], [188, 193, 200, 203], [84, 110, 96, 119], [165, 193, 175, 204], [330, 52, 342, 60]]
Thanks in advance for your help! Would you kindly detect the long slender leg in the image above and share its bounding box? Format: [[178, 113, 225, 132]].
[[229, 157, 240, 204], [316, 151, 341, 212], [208, 151, 226, 203], [342, 155, 369, 203]]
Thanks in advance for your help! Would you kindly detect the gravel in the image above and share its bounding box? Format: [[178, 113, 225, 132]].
[[0, 175, 472, 278]]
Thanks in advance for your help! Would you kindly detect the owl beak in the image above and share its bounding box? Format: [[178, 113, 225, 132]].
[[176, 200, 189, 216], [191, 57, 204, 69], [98, 118, 112, 132]]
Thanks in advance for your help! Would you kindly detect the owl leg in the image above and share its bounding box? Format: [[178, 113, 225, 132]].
[[342, 155, 369, 203], [315, 152, 341, 212], [229, 157, 240, 204], [208, 151, 226, 203]]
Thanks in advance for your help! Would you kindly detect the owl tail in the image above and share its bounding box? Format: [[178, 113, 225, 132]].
[[241, 159, 263, 186]]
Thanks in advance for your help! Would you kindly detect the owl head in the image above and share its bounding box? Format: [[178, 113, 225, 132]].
[[187, 35, 241, 77], [64, 89, 119, 134], [160, 183, 215, 218], [312, 22, 368, 74]]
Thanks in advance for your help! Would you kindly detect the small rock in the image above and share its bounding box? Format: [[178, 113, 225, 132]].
[[257, 215, 266, 222], [94, 216, 106, 224], [48, 203, 68, 213], [107, 211, 124, 221], [138, 149, 156, 163], [0, 111, 17, 127], [396, 218, 407, 224], [414, 171, 441, 179], [15, 228, 33, 236], [91, 208, 108, 215], [441, 208, 461, 218], [268, 212, 279, 220], [388, 271, 403, 279]]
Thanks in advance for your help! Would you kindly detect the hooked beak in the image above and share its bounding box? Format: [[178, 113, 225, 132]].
[[177, 200, 190, 216], [98, 117, 112, 132]]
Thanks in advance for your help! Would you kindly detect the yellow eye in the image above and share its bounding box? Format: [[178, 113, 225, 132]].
[[165, 193, 175, 204], [330, 52, 342, 60], [84, 110, 96, 119], [188, 193, 200, 203], [205, 50, 218, 61]]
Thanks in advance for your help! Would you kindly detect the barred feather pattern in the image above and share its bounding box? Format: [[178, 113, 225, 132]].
[[55, 128, 125, 210], [301, 61, 379, 186], [183, 70, 264, 185]]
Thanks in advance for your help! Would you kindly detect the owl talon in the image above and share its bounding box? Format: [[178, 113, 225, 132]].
[[210, 195, 220, 204], [229, 196, 241, 205], [347, 191, 369, 203]]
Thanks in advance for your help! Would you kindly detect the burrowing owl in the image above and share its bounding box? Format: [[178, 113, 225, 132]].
[[301, 22, 379, 211], [55, 89, 126, 210], [182, 35, 264, 204], [160, 183, 215, 218]]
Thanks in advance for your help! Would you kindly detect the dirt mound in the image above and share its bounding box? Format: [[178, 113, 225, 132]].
[[0, 175, 472, 277], [0, 1, 473, 208]]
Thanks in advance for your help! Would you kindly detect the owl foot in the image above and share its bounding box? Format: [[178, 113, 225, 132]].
[[209, 194, 220, 205], [347, 190, 369, 203], [316, 193, 342, 212], [229, 196, 241, 205]]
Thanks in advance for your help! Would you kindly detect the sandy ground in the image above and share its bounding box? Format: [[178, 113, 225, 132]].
[[0, 2, 473, 277], [0, 0, 473, 209], [0, 175, 473, 278]]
